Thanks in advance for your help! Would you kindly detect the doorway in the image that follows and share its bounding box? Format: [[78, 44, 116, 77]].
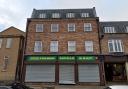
[[104, 63, 126, 82]]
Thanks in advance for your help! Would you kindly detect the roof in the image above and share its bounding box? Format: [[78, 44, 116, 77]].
[[31, 7, 97, 19], [100, 21, 128, 33]]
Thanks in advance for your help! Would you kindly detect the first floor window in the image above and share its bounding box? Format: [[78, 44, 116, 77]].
[[34, 41, 42, 52], [51, 24, 59, 32], [68, 41, 76, 52], [50, 41, 58, 52], [85, 41, 93, 52], [6, 38, 12, 48], [108, 40, 123, 52], [0, 38, 2, 48]]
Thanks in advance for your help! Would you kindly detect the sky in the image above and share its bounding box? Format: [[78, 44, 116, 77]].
[[0, 0, 128, 32]]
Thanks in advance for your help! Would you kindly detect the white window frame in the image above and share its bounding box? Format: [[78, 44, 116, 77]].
[[81, 13, 89, 17], [85, 41, 93, 52], [68, 23, 75, 32], [0, 39, 2, 48], [34, 41, 42, 52], [39, 13, 46, 18], [108, 40, 123, 52], [66, 13, 75, 18], [50, 41, 58, 52], [52, 13, 60, 18], [68, 41, 76, 52], [84, 23, 92, 31], [6, 38, 12, 48], [36, 24, 43, 32], [51, 24, 59, 32], [104, 27, 115, 33]]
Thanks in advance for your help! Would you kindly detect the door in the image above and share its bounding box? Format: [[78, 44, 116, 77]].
[[78, 64, 100, 82], [25, 65, 55, 82], [59, 65, 75, 84]]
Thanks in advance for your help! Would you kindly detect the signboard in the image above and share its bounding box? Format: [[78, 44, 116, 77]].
[[77, 56, 96, 62], [25, 55, 96, 62], [58, 56, 75, 62], [25, 56, 57, 62]]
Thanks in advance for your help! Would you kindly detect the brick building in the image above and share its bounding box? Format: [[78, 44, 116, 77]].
[[100, 21, 128, 82], [23, 7, 105, 85], [0, 26, 25, 85]]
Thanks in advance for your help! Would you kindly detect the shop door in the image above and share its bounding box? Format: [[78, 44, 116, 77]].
[[25, 65, 55, 82], [59, 65, 75, 84], [78, 64, 100, 82]]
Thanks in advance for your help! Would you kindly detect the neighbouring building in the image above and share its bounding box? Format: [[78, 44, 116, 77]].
[[0, 26, 25, 85], [100, 21, 128, 82], [23, 7, 105, 85]]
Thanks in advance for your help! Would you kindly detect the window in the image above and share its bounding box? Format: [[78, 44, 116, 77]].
[[39, 13, 46, 18], [68, 23, 75, 32], [104, 27, 115, 33], [50, 41, 58, 52], [66, 13, 75, 18], [34, 41, 42, 52], [81, 13, 89, 17], [108, 40, 123, 52], [52, 13, 60, 18], [6, 38, 12, 48], [0, 39, 2, 48], [36, 24, 43, 32], [126, 26, 128, 33], [2, 56, 9, 71], [84, 23, 92, 31], [68, 41, 76, 52], [51, 24, 59, 32], [85, 41, 93, 52]]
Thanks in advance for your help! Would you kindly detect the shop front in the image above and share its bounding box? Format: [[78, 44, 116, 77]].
[[24, 55, 102, 85], [104, 55, 127, 82]]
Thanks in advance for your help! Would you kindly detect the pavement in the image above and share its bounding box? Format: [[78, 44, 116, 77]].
[[29, 82, 128, 89]]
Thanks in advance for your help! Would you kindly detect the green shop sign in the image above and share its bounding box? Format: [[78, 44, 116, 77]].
[[25, 55, 96, 62], [25, 56, 57, 62], [77, 56, 96, 62], [58, 56, 75, 62]]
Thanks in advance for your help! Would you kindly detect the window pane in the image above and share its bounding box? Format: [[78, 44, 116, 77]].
[[39, 13, 46, 18], [66, 13, 75, 18], [6, 38, 12, 48], [104, 27, 115, 33], [68, 23, 75, 32], [84, 23, 92, 31], [108, 41, 114, 52], [34, 41, 42, 52], [36, 24, 43, 32], [51, 24, 59, 32], [81, 13, 89, 17], [85, 41, 93, 52], [68, 41, 76, 52], [0, 39, 2, 48], [50, 41, 58, 52]]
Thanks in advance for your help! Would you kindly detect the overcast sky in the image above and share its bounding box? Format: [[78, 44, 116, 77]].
[[0, 0, 128, 31]]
